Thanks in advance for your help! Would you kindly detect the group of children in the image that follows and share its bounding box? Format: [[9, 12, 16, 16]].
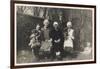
[[28, 19, 75, 61]]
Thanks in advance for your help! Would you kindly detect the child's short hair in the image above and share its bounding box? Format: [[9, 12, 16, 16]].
[[31, 29, 36, 33]]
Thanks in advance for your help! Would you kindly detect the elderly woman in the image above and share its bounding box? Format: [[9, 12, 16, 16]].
[[64, 21, 75, 53], [50, 21, 64, 60]]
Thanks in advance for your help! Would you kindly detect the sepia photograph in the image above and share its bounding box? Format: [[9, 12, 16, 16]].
[[11, 1, 96, 68]]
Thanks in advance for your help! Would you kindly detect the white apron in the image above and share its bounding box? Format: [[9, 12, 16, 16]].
[[64, 29, 74, 48], [40, 40, 52, 51]]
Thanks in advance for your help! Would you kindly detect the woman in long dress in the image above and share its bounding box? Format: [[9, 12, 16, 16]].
[[40, 19, 52, 58], [64, 21, 74, 53]]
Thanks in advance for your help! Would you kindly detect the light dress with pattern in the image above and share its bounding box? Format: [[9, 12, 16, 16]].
[[64, 28, 74, 48]]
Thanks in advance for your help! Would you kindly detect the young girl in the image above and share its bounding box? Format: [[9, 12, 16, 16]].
[[64, 21, 74, 53]]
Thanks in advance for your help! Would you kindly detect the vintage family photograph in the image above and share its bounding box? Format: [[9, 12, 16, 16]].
[[11, 1, 96, 68]]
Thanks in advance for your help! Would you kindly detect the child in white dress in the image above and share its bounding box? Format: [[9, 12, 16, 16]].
[[64, 21, 74, 52]]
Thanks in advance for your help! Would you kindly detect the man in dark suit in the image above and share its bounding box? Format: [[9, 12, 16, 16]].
[[50, 21, 64, 60]]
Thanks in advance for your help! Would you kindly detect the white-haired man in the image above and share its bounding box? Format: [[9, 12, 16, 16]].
[[40, 19, 52, 59]]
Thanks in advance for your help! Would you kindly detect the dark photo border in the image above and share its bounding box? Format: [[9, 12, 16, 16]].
[[10, 1, 96, 69]]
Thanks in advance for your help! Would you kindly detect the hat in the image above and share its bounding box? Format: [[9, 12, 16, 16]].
[[67, 21, 72, 27], [36, 24, 40, 28], [53, 21, 58, 26], [43, 19, 49, 25]]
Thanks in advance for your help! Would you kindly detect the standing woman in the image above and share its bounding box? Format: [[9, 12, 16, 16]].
[[40, 19, 52, 57], [64, 21, 75, 53]]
